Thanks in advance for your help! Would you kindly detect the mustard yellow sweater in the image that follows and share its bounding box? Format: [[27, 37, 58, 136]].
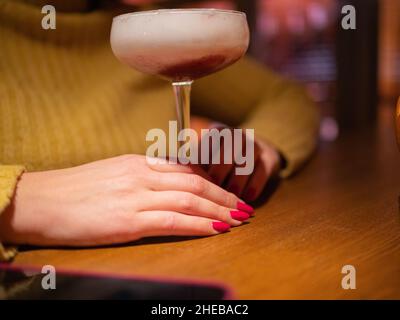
[[0, 0, 319, 261]]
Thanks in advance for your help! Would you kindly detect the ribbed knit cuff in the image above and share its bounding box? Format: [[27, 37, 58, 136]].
[[0, 165, 25, 261]]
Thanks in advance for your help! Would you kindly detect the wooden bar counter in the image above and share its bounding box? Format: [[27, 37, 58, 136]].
[[10, 105, 400, 299]]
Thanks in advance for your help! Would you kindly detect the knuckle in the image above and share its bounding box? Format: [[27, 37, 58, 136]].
[[119, 154, 137, 165], [121, 157, 149, 179], [224, 191, 236, 208], [162, 212, 177, 232], [187, 175, 207, 195], [120, 157, 137, 174], [178, 193, 196, 211], [111, 175, 134, 195], [216, 205, 228, 221]]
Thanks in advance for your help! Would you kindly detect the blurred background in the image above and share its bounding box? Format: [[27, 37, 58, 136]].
[[127, 0, 400, 142]]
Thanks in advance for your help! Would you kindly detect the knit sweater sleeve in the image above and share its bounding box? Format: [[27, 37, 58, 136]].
[[191, 56, 320, 177], [0, 165, 25, 261]]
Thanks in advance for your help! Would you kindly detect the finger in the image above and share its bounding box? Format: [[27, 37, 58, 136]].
[[207, 163, 234, 186], [242, 157, 270, 203], [226, 170, 252, 198], [206, 140, 235, 186], [144, 191, 250, 226], [135, 211, 231, 237], [148, 160, 211, 181], [226, 141, 261, 197], [202, 127, 235, 185], [153, 172, 243, 210]]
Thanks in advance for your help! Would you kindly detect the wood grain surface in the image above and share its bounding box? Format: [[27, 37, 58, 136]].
[[9, 105, 400, 299], [396, 97, 400, 149]]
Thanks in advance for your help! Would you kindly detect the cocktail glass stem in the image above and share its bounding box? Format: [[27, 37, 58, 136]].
[[172, 81, 193, 154]]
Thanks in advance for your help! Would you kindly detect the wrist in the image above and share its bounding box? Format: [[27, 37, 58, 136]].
[[0, 193, 16, 244], [0, 172, 27, 245]]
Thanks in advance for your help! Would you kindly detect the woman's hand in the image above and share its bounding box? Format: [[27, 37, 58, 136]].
[[192, 117, 283, 202], [0, 155, 253, 247], [207, 134, 281, 202]]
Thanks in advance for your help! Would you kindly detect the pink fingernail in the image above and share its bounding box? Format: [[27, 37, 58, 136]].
[[230, 210, 250, 221], [212, 222, 230, 233], [244, 188, 256, 202], [237, 201, 254, 215]]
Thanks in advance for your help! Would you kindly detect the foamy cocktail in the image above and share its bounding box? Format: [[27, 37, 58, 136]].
[[110, 9, 250, 149]]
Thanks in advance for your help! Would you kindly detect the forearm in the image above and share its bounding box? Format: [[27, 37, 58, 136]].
[[241, 82, 320, 177], [192, 56, 320, 177]]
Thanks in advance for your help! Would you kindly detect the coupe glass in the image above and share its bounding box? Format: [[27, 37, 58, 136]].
[[110, 9, 249, 151]]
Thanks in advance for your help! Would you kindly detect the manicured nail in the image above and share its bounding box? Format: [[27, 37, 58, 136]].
[[212, 222, 230, 233], [243, 187, 256, 202], [227, 184, 239, 195], [230, 210, 250, 221], [237, 201, 254, 215]]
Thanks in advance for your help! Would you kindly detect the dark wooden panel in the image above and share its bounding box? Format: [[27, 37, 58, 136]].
[[336, 0, 379, 129]]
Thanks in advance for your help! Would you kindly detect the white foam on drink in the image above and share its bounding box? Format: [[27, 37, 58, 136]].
[[110, 9, 249, 79]]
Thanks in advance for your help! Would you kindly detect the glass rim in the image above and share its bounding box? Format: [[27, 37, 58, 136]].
[[113, 8, 246, 21]]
